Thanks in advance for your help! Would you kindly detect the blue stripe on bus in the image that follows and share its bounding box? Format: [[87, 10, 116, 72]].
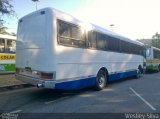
[[55, 70, 137, 90], [108, 70, 137, 81], [55, 77, 96, 90]]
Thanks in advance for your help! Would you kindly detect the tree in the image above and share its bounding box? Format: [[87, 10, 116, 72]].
[[0, 0, 15, 34], [152, 32, 160, 49]]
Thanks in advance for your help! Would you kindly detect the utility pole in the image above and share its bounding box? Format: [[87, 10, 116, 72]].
[[32, 0, 39, 10]]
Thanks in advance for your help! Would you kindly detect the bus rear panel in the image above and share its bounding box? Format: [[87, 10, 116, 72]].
[[16, 8, 56, 89]]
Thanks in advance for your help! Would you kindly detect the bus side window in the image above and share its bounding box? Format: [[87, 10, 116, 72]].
[[57, 19, 86, 48], [58, 20, 70, 37], [146, 48, 150, 57], [6, 40, 16, 53], [96, 33, 108, 51], [0, 39, 5, 53], [153, 49, 160, 59], [88, 31, 97, 49]]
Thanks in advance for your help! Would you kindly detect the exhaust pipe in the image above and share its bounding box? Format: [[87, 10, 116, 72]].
[[37, 83, 43, 88]]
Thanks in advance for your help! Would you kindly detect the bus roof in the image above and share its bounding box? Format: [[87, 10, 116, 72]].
[[0, 34, 16, 40], [20, 7, 144, 46], [90, 23, 144, 46], [152, 46, 160, 51], [54, 8, 144, 46]]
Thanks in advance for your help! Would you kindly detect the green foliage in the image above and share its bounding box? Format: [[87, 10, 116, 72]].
[[0, 0, 14, 15], [152, 32, 160, 49], [0, 26, 9, 34], [146, 64, 158, 71], [0, 0, 15, 34]]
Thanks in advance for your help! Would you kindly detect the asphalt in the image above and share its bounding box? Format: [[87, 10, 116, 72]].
[[0, 84, 33, 92], [0, 72, 160, 119], [0, 71, 158, 92]]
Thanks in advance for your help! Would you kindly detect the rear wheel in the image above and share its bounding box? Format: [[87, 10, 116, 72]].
[[95, 69, 107, 90]]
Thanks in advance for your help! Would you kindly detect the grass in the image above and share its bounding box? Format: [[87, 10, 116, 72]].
[[0, 74, 24, 87]]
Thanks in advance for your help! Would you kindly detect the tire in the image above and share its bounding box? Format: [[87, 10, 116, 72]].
[[95, 70, 107, 90]]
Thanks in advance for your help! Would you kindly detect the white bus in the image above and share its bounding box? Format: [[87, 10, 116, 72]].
[[16, 8, 144, 90], [145, 46, 160, 71], [0, 34, 16, 74]]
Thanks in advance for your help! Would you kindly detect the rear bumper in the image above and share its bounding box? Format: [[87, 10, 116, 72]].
[[15, 74, 56, 89], [15, 74, 96, 90]]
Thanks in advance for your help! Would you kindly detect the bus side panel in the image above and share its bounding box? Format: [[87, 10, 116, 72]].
[[54, 70, 138, 90], [55, 77, 96, 90], [16, 8, 56, 75], [0, 53, 16, 73], [109, 70, 137, 81], [55, 45, 143, 84]]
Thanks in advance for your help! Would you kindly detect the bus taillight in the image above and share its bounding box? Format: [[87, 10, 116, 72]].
[[41, 72, 53, 79]]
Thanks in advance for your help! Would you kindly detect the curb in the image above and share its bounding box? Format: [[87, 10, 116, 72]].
[[0, 84, 33, 92]]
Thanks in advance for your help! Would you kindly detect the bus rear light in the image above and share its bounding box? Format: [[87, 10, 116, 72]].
[[41, 72, 53, 79], [32, 71, 40, 75]]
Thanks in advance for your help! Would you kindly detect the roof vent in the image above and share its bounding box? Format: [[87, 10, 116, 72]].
[[19, 19, 23, 23], [40, 11, 45, 15]]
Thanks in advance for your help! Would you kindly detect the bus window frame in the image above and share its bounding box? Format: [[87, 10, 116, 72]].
[[146, 48, 151, 57], [0, 38, 5, 53], [6, 39, 16, 53], [57, 19, 86, 49]]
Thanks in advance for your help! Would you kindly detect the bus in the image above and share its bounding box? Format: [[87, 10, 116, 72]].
[[15, 8, 144, 90], [0, 34, 16, 74], [145, 46, 160, 72]]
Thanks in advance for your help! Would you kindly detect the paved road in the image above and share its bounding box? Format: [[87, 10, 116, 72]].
[[0, 72, 160, 117]]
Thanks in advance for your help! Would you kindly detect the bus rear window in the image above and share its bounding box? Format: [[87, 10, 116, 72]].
[[17, 13, 46, 49]]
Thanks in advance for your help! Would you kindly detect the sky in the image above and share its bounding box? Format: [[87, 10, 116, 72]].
[[4, 0, 160, 40]]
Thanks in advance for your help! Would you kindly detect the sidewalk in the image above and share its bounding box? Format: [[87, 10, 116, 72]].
[[0, 74, 32, 92]]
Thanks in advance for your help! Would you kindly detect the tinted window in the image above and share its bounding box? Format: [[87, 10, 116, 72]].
[[120, 40, 143, 55], [108, 36, 120, 52], [121, 40, 128, 53], [58, 21, 70, 37], [58, 20, 143, 56], [153, 49, 160, 59], [88, 31, 109, 50], [88, 31, 97, 48], [96, 33, 108, 50], [57, 20, 86, 48], [71, 26, 84, 40]]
